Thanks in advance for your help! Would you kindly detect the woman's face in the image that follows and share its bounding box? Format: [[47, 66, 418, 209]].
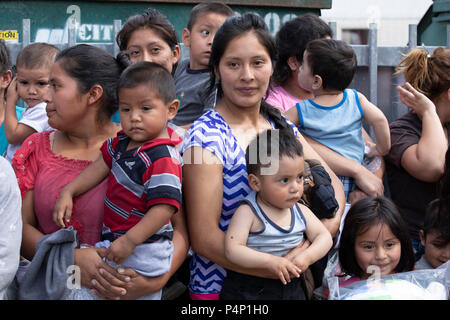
[[44, 61, 89, 131], [125, 27, 180, 73], [216, 31, 273, 111]]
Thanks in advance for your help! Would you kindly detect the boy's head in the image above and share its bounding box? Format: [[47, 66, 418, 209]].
[[246, 129, 305, 209], [298, 38, 356, 93], [0, 39, 12, 94], [182, 2, 234, 70], [420, 199, 450, 268], [15, 42, 59, 107], [117, 61, 179, 143], [273, 13, 332, 86]]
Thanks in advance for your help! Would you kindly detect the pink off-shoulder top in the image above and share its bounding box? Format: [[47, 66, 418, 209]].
[[12, 131, 107, 246]]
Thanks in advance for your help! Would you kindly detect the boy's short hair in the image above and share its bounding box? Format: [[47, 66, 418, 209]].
[[187, 2, 234, 30], [118, 61, 176, 104], [246, 129, 303, 176], [0, 39, 11, 74], [305, 38, 357, 91], [16, 42, 59, 70], [423, 199, 450, 243]]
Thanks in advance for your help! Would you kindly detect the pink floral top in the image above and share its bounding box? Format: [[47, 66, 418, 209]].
[[12, 131, 107, 246]]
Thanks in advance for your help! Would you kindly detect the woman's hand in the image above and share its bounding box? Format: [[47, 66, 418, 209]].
[[95, 267, 168, 300], [74, 247, 130, 299], [397, 82, 436, 119], [353, 165, 384, 196]]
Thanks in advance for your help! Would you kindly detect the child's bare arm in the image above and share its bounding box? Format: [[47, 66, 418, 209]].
[[53, 154, 110, 227], [106, 204, 177, 265], [4, 77, 36, 145], [225, 204, 301, 284], [357, 91, 391, 156], [292, 204, 333, 271]]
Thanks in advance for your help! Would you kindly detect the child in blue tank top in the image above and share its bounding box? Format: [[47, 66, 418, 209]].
[[221, 129, 333, 300], [296, 38, 390, 200]]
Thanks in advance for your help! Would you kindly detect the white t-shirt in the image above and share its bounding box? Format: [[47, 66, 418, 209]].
[[4, 101, 52, 162], [0, 156, 22, 299]]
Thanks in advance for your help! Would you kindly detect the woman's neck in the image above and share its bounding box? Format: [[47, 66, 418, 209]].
[[53, 119, 120, 161], [216, 98, 262, 127]]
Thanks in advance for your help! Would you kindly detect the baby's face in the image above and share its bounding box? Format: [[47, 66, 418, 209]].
[[118, 84, 177, 148], [297, 51, 314, 93], [421, 230, 450, 268], [256, 155, 305, 210], [16, 66, 50, 107]]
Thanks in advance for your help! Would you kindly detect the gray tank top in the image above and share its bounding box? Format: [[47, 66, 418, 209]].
[[244, 190, 306, 257]]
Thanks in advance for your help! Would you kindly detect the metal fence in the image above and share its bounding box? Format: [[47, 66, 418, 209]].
[[5, 19, 450, 129]]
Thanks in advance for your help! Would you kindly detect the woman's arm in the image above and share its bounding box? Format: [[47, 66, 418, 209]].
[[397, 83, 447, 182], [296, 133, 345, 237], [304, 135, 384, 197], [20, 190, 44, 260], [283, 105, 300, 127]]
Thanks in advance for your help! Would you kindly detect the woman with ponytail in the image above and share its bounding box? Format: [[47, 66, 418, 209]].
[[385, 47, 450, 261], [179, 13, 345, 300]]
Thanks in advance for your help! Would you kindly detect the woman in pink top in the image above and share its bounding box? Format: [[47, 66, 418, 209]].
[[271, 15, 386, 204], [265, 13, 332, 112], [13, 44, 177, 300]]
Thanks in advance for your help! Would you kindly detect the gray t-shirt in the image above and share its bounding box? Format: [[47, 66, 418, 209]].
[[173, 59, 217, 126], [0, 156, 22, 299]]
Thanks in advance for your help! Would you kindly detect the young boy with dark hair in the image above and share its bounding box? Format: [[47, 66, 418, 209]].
[[173, 1, 233, 129], [4, 42, 59, 162], [222, 129, 333, 300], [53, 61, 182, 300], [295, 38, 390, 200], [415, 199, 450, 269]]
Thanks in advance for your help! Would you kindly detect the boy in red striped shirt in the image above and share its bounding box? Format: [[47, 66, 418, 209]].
[[53, 62, 182, 299]]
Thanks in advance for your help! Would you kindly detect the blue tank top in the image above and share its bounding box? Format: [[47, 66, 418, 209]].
[[243, 190, 306, 257], [296, 89, 365, 163]]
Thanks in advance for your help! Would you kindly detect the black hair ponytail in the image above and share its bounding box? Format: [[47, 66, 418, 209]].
[[260, 99, 293, 133]]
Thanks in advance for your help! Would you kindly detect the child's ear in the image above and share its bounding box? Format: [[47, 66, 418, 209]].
[[167, 99, 179, 121], [312, 75, 323, 90], [87, 84, 104, 105], [419, 230, 426, 246], [181, 28, 191, 48], [248, 173, 261, 192], [287, 56, 300, 71], [172, 45, 181, 66], [0, 70, 12, 89]]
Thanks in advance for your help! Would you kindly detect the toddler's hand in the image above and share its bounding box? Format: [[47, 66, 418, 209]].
[[53, 189, 74, 228], [268, 256, 302, 285], [106, 235, 136, 265], [5, 77, 19, 106], [397, 82, 436, 118], [365, 141, 380, 158]]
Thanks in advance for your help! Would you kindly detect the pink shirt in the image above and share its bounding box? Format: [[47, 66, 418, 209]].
[[265, 85, 301, 113], [12, 131, 107, 246]]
